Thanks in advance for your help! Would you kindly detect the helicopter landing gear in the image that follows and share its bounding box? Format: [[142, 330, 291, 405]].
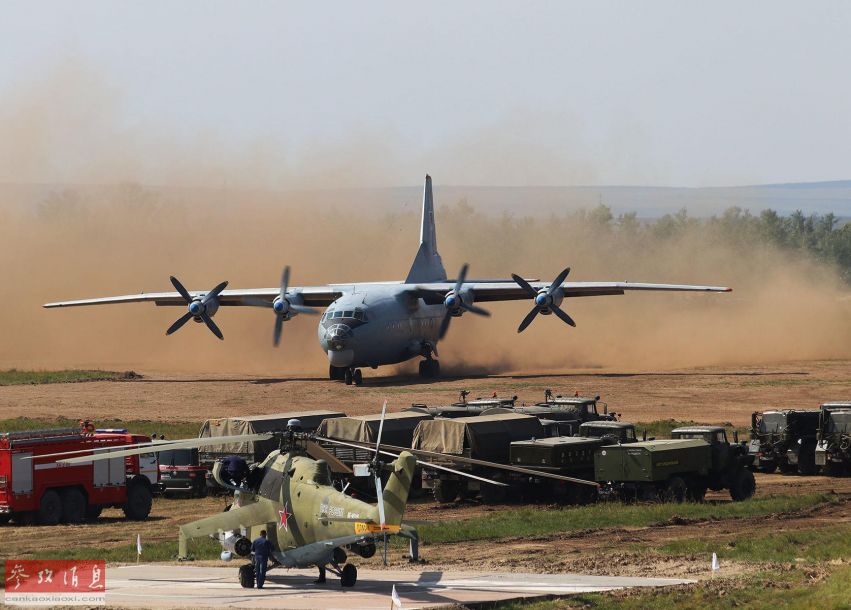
[[343, 368, 363, 386], [314, 565, 326, 584], [340, 563, 357, 587], [238, 563, 255, 588]]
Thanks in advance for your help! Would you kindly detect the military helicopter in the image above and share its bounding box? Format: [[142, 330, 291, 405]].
[[51, 403, 596, 588]]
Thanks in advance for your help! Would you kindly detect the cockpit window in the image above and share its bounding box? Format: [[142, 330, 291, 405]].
[[333, 311, 343, 318], [343, 310, 354, 318], [354, 309, 365, 321]]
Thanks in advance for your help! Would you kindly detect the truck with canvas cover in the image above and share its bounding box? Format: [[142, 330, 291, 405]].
[[412, 412, 545, 503], [0, 423, 158, 525], [815, 402, 851, 475], [748, 409, 820, 475]]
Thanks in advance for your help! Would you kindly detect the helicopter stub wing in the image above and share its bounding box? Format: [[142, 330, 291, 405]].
[[273, 533, 375, 569], [178, 500, 275, 559]]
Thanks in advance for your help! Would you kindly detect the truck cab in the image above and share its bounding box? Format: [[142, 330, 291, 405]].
[[157, 445, 207, 497], [749, 409, 820, 474], [671, 425, 754, 483], [578, 421, 637, 444], [815, 403, 851, 475]]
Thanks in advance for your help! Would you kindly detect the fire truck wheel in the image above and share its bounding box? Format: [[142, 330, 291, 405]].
[[60, 488, 87, 524], [0, 514, 10, 525], [123, 481, 153, 521], [37, 489, 62, 525], [85, 505, 103, 520]]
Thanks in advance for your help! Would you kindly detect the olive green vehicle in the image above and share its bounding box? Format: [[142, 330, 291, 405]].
[[815, 402, 851, 475], [749, 409, 820, 475], [509, 436, 603, 504], [594, 426, 756, 503], [405, 390, 517, 418], [578, 420, 638, 444]]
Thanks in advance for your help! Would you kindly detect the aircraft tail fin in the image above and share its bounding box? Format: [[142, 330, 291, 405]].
[[378, 451, 417, 528], [405, 175, 447, 283]]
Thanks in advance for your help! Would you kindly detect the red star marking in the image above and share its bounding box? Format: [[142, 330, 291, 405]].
[[278, 503, 292, 531]]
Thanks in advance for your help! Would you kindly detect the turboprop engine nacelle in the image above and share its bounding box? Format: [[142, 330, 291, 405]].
[[221, 533, 252, 557]]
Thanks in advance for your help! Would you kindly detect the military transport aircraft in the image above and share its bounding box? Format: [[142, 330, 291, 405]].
[[44, 175, 731, 384]]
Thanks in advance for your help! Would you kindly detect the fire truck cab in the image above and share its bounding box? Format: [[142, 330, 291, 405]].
[[0, 424, 159, 525]]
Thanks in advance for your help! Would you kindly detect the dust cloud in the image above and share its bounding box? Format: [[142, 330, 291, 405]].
[[1, 62, 850, 376]]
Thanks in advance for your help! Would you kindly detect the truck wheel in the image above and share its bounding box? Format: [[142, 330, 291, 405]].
[[729, 469, 756, 501], [37, 490, 62, 525], [123, 482, 153, 520], [759, 461, 777, 474], [567, 484, 598, 506], [238, 563, 255, 588], [661, 477, 687, 504], [340, 563, 358, 587], [85, 506, 103, 520], [481, 475, 507, 504], [60, 488, 87, 524], [797, 446, 817, 476], [0, 514, 10, 525], [687, 483, 707, 503], [779, 461, 797, 475], [825, 462, 846, 477], [194, 483, 208, 499], [432, 479, 460, 504]]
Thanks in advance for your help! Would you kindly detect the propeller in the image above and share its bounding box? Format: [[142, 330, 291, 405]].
[[373, 400, 388, 528], [438, 263, 491, 339], [511, 267, 576, 333], [244, 266, 319, 346], [166, 276, 228, 340]]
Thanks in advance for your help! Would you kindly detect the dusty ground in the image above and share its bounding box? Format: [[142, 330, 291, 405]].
[[2, 359, 850, 607], [1, 359, 850, 426]]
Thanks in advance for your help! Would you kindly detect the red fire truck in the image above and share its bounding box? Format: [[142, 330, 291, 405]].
[[0, 423, 160, 525]]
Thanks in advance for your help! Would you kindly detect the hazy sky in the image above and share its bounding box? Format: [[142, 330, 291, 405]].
[[2, 1, 850, 187]]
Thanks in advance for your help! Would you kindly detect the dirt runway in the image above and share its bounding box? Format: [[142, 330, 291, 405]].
[[1, 359, 849, 426]]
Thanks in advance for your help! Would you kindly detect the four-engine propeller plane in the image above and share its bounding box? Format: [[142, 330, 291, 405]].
[[44, 175, 731, 384]]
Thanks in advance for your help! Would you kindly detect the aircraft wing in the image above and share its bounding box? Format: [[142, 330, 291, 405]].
[[43, 286, 343, 308], [413, 281, 731, 304]]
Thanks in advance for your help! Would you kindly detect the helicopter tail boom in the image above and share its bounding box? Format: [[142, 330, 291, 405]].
[[377, 451, 417, 528]]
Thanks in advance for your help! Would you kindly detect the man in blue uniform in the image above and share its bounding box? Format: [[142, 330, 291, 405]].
[[251, 530, 274, 588]]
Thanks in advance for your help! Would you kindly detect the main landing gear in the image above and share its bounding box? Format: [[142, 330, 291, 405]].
[[329, 365, 363, 386], [418, 358, 440, 379], [316, 550, 358, 587]]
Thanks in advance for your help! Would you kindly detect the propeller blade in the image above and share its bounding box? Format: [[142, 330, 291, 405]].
[[511, 273, 538, 298], [304, 441, 353, 475], [290, 303, 319, 315], [170, 276, 193, 303], [375, 400, 387, 453], [550, 303, 577, 327], [202, 280, 229, 305], [517, 307, 539, 333], [547, 267, 571, 296], [280, 266, 290, 301], [461, 302, 491, 317], [166, 311, 194, 335], [375, 473, 386, 527], [438, 311, 452, 340], [200, 312, 224, 340], [454, 263, 468, 295], [273, 314, 284, 347], [242, 297, 273, 308]]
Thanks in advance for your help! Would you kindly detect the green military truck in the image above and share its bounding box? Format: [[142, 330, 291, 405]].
[[749, 409, 820, 475], [594, 425, 756, 502], [815, 402, 851, 475], [413, 412, 546, 503], [578, 421, 638, 444], [509, 436, 603, 504]]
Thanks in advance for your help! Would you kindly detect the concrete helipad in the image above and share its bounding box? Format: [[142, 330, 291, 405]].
[[102, 564, 695, 609]]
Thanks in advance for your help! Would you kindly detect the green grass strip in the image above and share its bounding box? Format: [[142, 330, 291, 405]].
[[0, 369, 136, 386], [0, 417, 201, 440], [417, 494, 834, 544]]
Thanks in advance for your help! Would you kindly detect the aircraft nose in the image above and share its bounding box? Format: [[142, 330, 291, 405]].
[[326, 323, 353, 351]]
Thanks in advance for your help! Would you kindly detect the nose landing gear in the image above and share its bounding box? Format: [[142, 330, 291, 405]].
[[418, 359, 440, 379], [330, 365, 363, 386]]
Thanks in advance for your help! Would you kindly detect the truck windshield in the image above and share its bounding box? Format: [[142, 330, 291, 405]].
[[760, 412, 787, 434], [158, 449, 197, 466], [828, 412, 851, 434]]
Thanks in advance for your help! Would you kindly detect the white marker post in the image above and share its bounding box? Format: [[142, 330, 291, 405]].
[[390, 584, 402, 609], [136, 534, 142, 563], [711, 552, 719, 573]]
